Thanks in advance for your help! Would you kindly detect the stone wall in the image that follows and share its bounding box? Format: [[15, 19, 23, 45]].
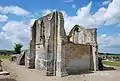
[[28, 11, 98, 76], [85, 28, 97, 45], [86, 28, 98, 71], [68, 25, 98, 71], [35, 13, 54, 72], [63, 42, 92, 74], [34, 11, 68, 76]]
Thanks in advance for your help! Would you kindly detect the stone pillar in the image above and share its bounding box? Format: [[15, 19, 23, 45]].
[[56, 12, 68, 77], [92, 45, 97, 71], [87, 28, 98, 71]]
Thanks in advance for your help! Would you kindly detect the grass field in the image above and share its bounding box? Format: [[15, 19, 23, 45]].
[[104, 61, 120, 67], [0, 55, 11, 59]]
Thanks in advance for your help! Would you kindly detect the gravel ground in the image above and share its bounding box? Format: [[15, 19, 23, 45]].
[[1, 59, 120, 81], [0, 75, 16, 81]]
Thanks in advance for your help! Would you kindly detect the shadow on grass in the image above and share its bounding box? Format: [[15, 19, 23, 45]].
[[0, 79, 16, 81], [103, 66, 116, 71]]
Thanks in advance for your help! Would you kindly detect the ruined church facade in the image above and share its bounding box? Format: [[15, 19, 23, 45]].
[[25, 11, 98, 76]]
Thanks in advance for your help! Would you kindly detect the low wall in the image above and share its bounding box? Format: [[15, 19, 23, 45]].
[[63, 42, 92, 74]]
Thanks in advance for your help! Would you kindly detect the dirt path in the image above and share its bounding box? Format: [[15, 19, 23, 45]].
[[2, 59, 120, 81]]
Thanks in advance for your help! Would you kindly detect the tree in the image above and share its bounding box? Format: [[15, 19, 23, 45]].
[[14, 43, 23, 54]]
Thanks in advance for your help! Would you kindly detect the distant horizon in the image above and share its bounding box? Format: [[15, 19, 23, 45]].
[[98, 52, 120, 54], [0, 49, 119, 54]]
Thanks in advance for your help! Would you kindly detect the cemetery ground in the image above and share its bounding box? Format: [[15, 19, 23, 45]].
[[0, 55, 120, 81]]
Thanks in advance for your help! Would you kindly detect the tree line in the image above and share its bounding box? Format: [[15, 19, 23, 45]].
[[0, 43, 23, 55]]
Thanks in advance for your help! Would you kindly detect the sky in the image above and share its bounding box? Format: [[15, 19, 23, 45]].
[[0, 0, 120, 53]]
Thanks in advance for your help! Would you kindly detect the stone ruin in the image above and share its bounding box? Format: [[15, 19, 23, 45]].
[[17, 11, 98, 77]]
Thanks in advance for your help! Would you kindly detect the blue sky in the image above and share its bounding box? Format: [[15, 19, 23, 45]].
[[0, 0, 120, 53]]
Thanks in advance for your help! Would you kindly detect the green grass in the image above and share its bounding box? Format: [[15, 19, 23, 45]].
[[104, 61, 120, 67], [0, 55, 12, 59]]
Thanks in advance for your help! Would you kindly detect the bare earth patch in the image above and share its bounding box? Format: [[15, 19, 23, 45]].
[[0, 75, 16, 81], [1, 59, 120, 81]]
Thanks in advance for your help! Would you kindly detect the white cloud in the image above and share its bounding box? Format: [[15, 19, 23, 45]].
[[102, 0, 111, 5], [40, 0, 120, 53], [0, 14, 8, 22], [98, 34, 120, 53], [63, 0, 120, 34], [0, 5, 32, 49], [1, 0, 120, 53], [62, 0, 120, 34], [104, 0, 120, 25], [41, 2, 103, 34], [64, 0, 74, 3], [0, 19, 35, 49], [0, 6, 30, 16], [72, 4, 76, 8], [64, 1, 97, 34]]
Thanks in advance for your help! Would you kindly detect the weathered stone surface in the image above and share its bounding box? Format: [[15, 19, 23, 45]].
[[11, 54, 18, 62], [16, 51, 25, 65], [68, 25, 98, 71], [63, 42, 91, 74], [27, 11, 98, 76], [0, 71, 9, 75]]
